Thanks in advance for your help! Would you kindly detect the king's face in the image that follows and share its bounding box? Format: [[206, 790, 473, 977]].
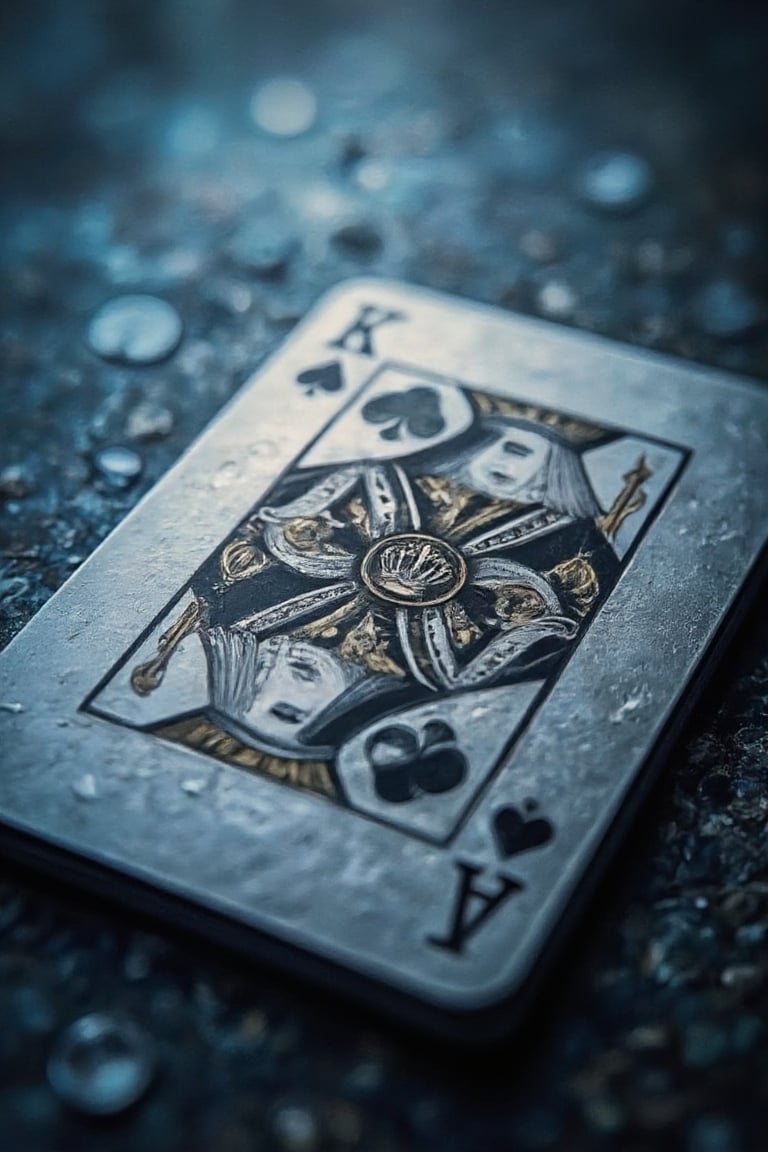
[[240, 639, 350, 747], [465, 425, 550, 501]]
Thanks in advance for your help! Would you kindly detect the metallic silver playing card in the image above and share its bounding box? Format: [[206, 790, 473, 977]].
[[0, 279, 766, 1041]]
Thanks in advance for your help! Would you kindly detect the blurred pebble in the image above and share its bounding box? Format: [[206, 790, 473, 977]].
[[126, 402, 174, 441], [272, 1103, 319, 1151], [0, 576, 30, 602], [536, 279, 576, 319], [87, 294, 183, 364], [691, 278, 762, 339], [519, 229, 562, 264], [227, 218, 298, 276], [720, 963, 763, 993], [94, 446, 144, 489], [250, 78, 317, 138], [47, 1012, 156, 1115], [332, 219, 383, 257], [577, 150, 654, 214], [681, 1021, 728, 1068], [686, 1115, 742, 1152], [13, 986, 55, 1034], [0, 464, 33, 500]]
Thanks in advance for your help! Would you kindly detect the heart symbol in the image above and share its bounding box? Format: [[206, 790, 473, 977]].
[[361, 386, 445, 442], [296, 361, 344, 396], [366, 721, 467, 804], [493, 802, 554, 858]]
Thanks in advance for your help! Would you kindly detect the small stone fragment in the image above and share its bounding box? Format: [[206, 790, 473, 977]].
[[577, 150, 654, 214], [250, 77, 317, 138], [125, 402, 174, 441], [87, 294, 183, 365], [720, 963, 764, 993], [47, 1013, 156, 1115], [0, 464, 33, 500], [94, 446, 144, 489]]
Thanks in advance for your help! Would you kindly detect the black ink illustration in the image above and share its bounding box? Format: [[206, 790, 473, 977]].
[[366, 721, 466, 803], [85, 367, 685, 843]]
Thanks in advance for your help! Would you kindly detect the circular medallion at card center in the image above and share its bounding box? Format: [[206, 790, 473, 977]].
[[360, 534, 467, 607]]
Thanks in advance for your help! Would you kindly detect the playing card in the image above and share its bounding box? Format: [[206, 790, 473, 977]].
[[1, 279, 766, 1041]]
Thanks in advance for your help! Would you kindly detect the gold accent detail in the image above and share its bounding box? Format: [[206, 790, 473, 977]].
[[598, 455, 653, 540], [470, 391, 607, 444], [494, 584, 548, 627], [449, 497, 526, 541], [416, 475, 474, 534], [444, 600, 482, 647], [340, 612, 406, 677], [156, 715, 337, 799], [548, 555, 599, 618], [345, 496, 371, 539], [220, 538, 270, 584], [360, 533, 467, 607], [293, 594, 363, 641], [283, 517, 334, 552], [130, 598, 204, 696]]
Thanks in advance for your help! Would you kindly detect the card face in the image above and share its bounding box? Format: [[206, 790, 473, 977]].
[[0, 279, 766, 1039]]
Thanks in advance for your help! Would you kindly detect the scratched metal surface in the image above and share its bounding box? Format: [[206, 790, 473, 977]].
[[1, 2, 767, 1150]]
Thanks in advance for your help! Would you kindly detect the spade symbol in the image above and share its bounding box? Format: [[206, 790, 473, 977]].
[[296, 361, 344, 396], [366, 719, 466, 804], [493, 800, 554, 858], [361, 386, 445, 442]]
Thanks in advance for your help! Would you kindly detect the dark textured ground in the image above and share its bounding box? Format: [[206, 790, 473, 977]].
[[1, 2, 767, 1149]]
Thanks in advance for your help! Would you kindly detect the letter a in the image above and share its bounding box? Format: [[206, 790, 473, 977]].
[[329, 304, 405, 358], [427, 861, 522, 955]]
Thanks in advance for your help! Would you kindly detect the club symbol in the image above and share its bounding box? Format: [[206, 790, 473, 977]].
[[361, 386, 445, 442], [365, 720, 466, 804]]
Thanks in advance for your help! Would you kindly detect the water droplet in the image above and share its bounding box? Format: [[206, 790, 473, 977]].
[[87, 294, 183, 365], [577, 150, 654, 214], [47, 1013, 156, 1115], [272, 1103, 319, 1152], [609, 693, 645, 724], [72, 774, 97, 800], [250, 440, 278, 458], [691, 278, 762, 339], [125, 402, 174, 441], [94, 446, 144, 489], [227, 218, 298, 276], [211, 460, 240, 489], [180, 778, 205, 796], [537, 279, 576, 319], [251, 78, 317, 138], [0, 701, 25, 714]]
